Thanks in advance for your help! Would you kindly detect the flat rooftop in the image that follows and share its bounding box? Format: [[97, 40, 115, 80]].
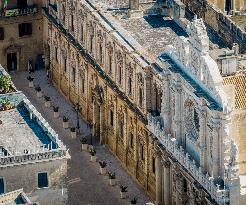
[[0, 104, 56, 157], [87, 0, 228, 62]]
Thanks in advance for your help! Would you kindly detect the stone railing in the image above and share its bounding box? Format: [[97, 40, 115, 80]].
[[23, 98, 65, 149], [0, 149, 67, 167], [147, 114, 230, 205]]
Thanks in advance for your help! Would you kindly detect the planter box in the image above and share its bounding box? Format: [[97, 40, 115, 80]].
[[63, 121, 69, 129], [37, 91, 42, 98], [29, 81, 34, 88], [100, 167, 107, 175], [90, 155, 97, 162], [120, 191, 127, 199], [109, 179, 116, 186], [54, 111, 59, 118], [81, 144, 88, 151], [45, 101, 51, 108], [71, 131, 76, 139]]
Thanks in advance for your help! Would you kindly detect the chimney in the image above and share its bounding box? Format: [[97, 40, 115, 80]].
[[129, 0, 139, 10]]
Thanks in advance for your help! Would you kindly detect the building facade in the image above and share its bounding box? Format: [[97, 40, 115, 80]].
[[0, 0, 44, 71], [42, 0, 246, 205], [0, 66, 69, 205]]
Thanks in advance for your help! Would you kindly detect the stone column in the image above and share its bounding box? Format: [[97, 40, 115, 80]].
[[155, 153, 162, 205], [99, 105, 104, 144], [212, 123, 220, 177], [175, 176, 182, 205], [199, 109, 207, 172], [163, 161, 171, 205], [174, 85, 182, 144], [162, 75, 171, 133]]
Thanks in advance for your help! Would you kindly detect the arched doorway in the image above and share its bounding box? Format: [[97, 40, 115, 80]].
[[5, 41, 21, 71]]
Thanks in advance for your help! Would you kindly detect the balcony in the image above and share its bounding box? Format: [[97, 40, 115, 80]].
[[0, 5, 38, 18]]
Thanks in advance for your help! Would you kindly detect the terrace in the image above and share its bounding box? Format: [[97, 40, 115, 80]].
[[0, 66, 67, 167]]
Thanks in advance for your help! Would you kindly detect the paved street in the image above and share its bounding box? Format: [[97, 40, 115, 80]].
[[11, 70, 151, 205]]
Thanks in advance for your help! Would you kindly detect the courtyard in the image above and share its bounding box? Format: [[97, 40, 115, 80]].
[[11, 69, 151, 205]]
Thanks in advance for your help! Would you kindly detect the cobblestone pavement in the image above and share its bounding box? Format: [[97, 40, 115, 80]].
[[11, 70, 151, 205]]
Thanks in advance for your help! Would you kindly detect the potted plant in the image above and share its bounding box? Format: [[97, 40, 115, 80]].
[[0, 98, 13, 111], [70, 127, 76, 139], [90, 148, 97, 162], [108, 172, 116, 186], [99, 161, 107, 175], [35, 86, 42, 98], [130, 197, 137, 204], [80, 137, 88, 151], [63, 116, 69, 129], [27, 76, 34, 87], [53, 106, 59, 118], [44, 95, 51, 107], [0, 75, 12, 93], [120, 185, 128, 199]]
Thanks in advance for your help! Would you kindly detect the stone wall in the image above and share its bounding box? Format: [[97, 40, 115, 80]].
[[0, 11, 43, 71], [0, 158, 67, 205], [181, 0, 246, 53]]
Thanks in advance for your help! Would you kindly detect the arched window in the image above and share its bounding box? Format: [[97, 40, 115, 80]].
[[118, 63, 123, 85], [99, 43, 103, 64], [129, 133, 134, 148], [109, 54, 112, 74], [139, 87, 143, 107], [128, 77, 132, 95], [71, 14, 74, 32], [110, 109, 114, 127], [90, 35, 94, 53], [81, 24, 84, 42], [62, 5, 66, 24], [140, 144, 144, 160]]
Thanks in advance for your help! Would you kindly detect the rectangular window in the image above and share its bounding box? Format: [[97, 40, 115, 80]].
[[140, 145, 144, 161], [71, 15, 74, 32], [19, 23, 32, 37], [81, 78, 85, 94], [72, 67, 76, 83], [0, 178, 4, 194], [64, 58, 67, 73], [152, 157, 155, 174], [17, 0, 27, 8], [38, 172, 48, 188], [130, 133, 134, 148], [0, 27, 4, 40], [55, 48, 58, 62], [110, 110, 114, 126]]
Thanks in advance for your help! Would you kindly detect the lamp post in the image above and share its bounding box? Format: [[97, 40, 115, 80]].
[[74, 103, 80, 135]]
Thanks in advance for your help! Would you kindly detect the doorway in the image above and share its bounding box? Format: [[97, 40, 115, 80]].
[[7, 53, 17, 71], [0, 178, 4, 194]]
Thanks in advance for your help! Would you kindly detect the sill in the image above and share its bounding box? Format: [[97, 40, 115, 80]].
[[19, 34, 32, 38]]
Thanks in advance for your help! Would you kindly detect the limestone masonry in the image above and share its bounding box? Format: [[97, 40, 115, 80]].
[[1, 0, 246, 204]]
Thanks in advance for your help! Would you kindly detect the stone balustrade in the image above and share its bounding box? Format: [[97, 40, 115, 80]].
[[147, 113, 230, 205], [23, 98, 65, 149], [0, 149, 67, 167]]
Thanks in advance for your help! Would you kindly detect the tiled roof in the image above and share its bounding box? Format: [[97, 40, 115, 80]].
[[223, 75, 246, 109]]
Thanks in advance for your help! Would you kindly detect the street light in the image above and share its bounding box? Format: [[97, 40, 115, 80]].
[[74, 103, 81, 135]]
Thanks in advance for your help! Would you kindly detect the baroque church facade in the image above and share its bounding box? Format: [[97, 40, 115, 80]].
[[42, 0, 246, 204]]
